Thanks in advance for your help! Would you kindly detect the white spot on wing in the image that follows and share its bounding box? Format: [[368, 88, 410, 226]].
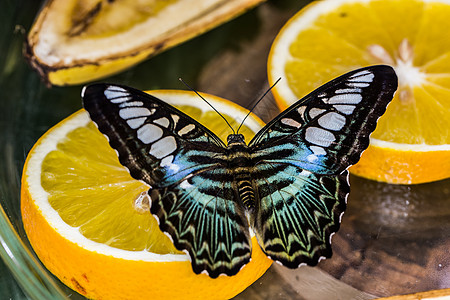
[[349, 70, 370, 77], [106, 86, 127, 93], [180, 179, 192, 190], [171, 114, 180, 124], [137, 124, 163, 144], [349, 71, 374, 82], [318, 112, 346, 131], [81, 86, 88, 97], [326, 93, 362, 104], [160, 155, 173, 166], [119, 107, 151, 119], [305, 127, 335, 147], [310, 145, 326, 156], [104, 86, 131, 103], [346, 82, 370, 88], [299, 170, 312, 177], [126, 117, 147, 129], [149, 136, 177, 159], [307, 154, 318, 162], [335, 88, 362, 94], [154, 117, 170, 128], [110, 96, 132, 103], [160, 155, 179, 172], [119, 101, 143, 108], [309, 108, 325, 119], [178, 124, 195, 135], [333, 105, 355, 115], [297, 106, 306, 116], [281, 118, 302, 128], [200, 270, 210, 276]]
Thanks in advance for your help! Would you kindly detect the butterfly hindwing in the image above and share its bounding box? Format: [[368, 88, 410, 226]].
[[82, 84, 251, 277], [249, 65, 398, 175], [149, 170, 251, 278], [250, 161, 349, 267], [249, 65, 397, 267]]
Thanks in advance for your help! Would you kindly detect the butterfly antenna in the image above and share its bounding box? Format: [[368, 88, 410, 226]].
[[236, 77, 281, 134], [179, 78, 235, 134]]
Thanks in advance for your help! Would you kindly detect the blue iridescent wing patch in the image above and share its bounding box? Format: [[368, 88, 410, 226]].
[[82, 65, 398, 278]]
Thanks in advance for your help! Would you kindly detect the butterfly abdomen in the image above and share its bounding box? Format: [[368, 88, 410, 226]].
[[226, 134, 256, 210], [237, 177, 255, 210]]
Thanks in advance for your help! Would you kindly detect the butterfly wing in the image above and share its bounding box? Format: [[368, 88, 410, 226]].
[[83, 84, 226, 187], [248, 65, 397, 267], [251, 166, 349, 267], [82, 84, 251, 277], [149, 168, 251, 278], [249, 65, 398, 175]]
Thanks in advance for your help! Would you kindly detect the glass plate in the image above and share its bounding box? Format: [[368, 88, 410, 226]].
[[1, 1, 449, 299]]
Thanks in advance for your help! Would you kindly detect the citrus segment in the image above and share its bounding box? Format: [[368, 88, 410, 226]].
[[352, 142, 450, 184], [268, 0, 450, 184], [21, 90, 271, 299], [41, 124, 175, 253]]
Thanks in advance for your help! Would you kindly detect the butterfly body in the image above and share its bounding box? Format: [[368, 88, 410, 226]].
[[223, 134, 256, 209], [82, 65, 398, 278]]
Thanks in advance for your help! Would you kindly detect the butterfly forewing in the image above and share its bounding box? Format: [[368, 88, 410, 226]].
[[83, 84, 227, 186], [249, 66, 398, 175], [82, 84, 251, 277]]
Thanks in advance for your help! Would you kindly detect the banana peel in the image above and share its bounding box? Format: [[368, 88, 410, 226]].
[[25, 0, 265, 86]]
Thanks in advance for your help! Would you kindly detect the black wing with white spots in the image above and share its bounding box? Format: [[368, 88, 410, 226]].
[[249, 66, 398, 175]]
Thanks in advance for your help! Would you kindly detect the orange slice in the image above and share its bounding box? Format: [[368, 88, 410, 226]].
[[268, 0, 450, 184]]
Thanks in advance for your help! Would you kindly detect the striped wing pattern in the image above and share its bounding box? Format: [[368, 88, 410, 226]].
[[82, 84, 251, 278], [82, 65, 397, 278], [248, 66, 397, 266], [250, 163, 349, 267], [149, 170, 251, 278]]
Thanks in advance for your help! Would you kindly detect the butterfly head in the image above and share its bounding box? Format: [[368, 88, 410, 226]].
[[226, 134, 246, 146]]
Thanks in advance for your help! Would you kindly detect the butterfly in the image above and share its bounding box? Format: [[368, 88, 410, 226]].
[[82, 65, 398, 278]]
